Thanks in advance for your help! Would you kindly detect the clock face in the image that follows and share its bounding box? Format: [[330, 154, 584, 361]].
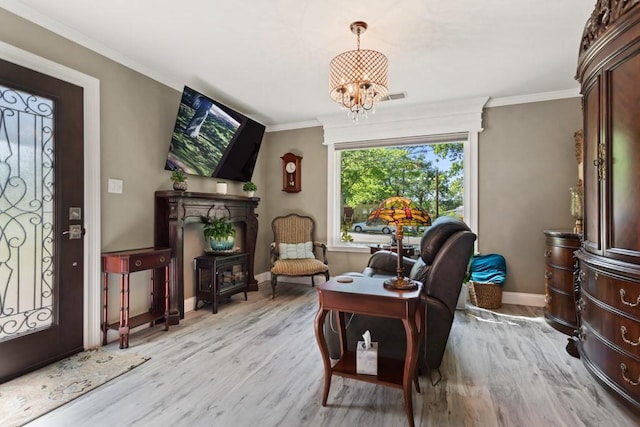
[[285, 162, 297, 173]]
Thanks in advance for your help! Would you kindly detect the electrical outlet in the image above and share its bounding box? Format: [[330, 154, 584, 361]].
[[108, 178, 123, 194]]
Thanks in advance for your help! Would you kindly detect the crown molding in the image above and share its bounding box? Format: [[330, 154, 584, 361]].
[[318, 97, 489, 145], [266, 120, 321, 133], [486, 88, 581, 108], [266, 87, 582, 132], [267, 88, 583, 132]]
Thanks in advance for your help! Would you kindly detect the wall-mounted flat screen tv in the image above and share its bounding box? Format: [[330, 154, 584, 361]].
[[164, 86, 265, 182]]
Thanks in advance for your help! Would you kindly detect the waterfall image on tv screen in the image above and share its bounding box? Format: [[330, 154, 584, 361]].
[[165, 86, 242, 176]]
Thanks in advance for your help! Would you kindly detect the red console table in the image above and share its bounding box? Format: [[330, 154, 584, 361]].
[[101, 247, 171, 349], [154, 191, 259, 323]]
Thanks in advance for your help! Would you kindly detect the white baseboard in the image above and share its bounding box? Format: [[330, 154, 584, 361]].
[[103, 320, 162, 345], [255, 272, 270, 284], [502, 291, 545, 307], [106, 279, 544, 345], [184, 296, 196, 313], [458, 286, 544, 309], [184, 275, 268, 314], [257, 271, 328, 285], [241, 271, 545, 307]]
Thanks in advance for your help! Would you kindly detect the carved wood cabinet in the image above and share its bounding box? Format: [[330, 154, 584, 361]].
[[154, 191, 259, 323], [575, 1, 640, 413], [543, 230, 580, 335]]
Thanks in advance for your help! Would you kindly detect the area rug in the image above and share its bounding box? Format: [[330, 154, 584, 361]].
[[0, 348, 149, 427]]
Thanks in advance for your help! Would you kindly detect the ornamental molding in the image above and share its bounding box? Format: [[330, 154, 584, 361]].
[[318, 97, 488, 145], [580, 0, 640, 54]]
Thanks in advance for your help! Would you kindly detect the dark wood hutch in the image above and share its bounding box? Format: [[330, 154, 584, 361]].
[[154, 191, 259, 323], [575, 0, 640, 413]]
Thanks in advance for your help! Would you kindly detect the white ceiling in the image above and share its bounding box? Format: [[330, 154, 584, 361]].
[[2, 0, 595, 128]]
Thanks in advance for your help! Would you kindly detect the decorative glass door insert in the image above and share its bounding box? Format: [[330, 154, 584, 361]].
[[0, 84, 55, 341]]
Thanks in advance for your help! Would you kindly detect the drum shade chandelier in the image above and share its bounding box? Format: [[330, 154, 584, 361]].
[[329, 21, 388, 121]]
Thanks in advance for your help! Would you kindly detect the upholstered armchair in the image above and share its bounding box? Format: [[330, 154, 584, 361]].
[[324, 216, 476, 378], [270, 214, 330, 299]]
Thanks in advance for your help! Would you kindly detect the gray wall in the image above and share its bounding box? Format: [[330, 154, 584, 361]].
[[478, 99, 582, 294], [254, 128, 330, 274], [0, 9, 266, 318], [1, 8, 582, 301], [264, 98, 583, 296]]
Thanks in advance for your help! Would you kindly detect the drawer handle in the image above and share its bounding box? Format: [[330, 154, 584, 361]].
[[544, 271, 552, 279], [160, 256, 166, 262], [544, 250, 551, 258], [135, 260, 142, 267], [578, 325, 587, 341], [620, 289, 640, 308], [620, 363, 640, 386], [621, 326, 640, 347]]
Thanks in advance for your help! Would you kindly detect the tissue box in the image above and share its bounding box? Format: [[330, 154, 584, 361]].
[[356, 341, 378, 375]]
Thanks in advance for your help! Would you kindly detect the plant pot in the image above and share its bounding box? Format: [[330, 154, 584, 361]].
[[216, 182, 227, 194], [173, 181, 188, 191], [245, 191, 255, 198], [210, 236, 234, 251]]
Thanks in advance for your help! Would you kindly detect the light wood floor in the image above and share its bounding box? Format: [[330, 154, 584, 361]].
[[28, 283, 638, 426]]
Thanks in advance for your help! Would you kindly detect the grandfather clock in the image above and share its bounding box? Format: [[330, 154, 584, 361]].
[[281, 152, 302, 193]]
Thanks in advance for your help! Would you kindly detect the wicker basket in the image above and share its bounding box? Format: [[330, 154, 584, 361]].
[[468, 281, 502, 309]]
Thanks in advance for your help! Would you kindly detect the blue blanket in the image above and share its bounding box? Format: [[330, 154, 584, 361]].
[[470, 254, 506, 285]]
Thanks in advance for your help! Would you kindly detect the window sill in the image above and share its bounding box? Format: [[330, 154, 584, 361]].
[[327, 243, 371, 253]]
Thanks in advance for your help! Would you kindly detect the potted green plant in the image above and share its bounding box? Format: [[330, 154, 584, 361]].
[[242, 181, 257, 197], [202, 216, 237, 251], [170, 169, 188, 191], [340, 224, 354, 242]]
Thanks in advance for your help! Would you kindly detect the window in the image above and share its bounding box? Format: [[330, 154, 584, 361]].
[[320, 97, 485, 252], [340, 142, 464, 247]]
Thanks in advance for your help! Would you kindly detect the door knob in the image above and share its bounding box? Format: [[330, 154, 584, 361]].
[[63, 224, 85, 239]]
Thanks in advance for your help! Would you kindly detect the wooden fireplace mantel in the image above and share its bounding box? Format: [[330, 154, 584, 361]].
[[154, 191, 259, 323]]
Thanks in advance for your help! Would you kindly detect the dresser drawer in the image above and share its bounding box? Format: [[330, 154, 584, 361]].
[[544, 233, 580, 268], [581, 325, 640, 403], [545, 266, 575, 293], [545, 285, 577, 330], [102, 248, 171, 274], [581, 294, 640, 359], [127, 251, 170, 273], [580, 265, 640, 320]]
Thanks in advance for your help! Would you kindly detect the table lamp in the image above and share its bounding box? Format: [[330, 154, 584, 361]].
[[368, 196, 431, 290]]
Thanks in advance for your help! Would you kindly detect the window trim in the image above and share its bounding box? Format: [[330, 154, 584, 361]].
[[320, 98, 486, 252]]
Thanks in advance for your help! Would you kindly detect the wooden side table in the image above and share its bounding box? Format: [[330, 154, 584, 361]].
[[101, 247, 171, 348], [314, 276, 424, 427]]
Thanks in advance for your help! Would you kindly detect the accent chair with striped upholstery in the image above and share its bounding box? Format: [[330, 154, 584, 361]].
[[270, 213, 329, 299]]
